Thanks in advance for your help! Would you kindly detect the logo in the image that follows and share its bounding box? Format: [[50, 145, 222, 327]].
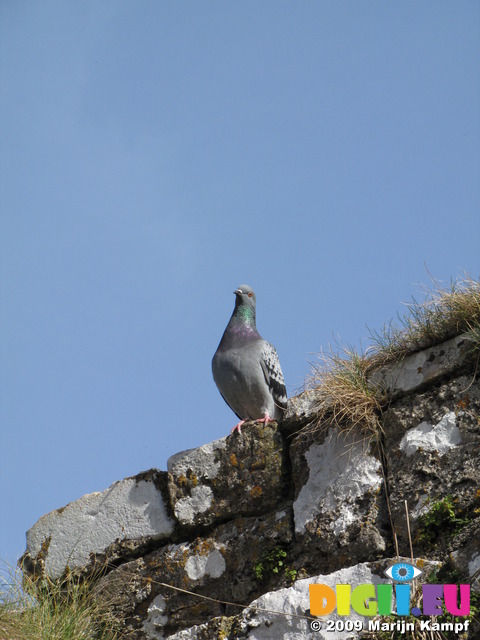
[[309, 560, 471, 631], [384, 561, 423, 582]]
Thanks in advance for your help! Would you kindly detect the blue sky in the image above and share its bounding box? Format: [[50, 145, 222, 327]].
[[1, 2, 479, 569]]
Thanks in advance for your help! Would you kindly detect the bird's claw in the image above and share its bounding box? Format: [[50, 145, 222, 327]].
[[231, 414, 274, 435], [231, 420, 246, 435]]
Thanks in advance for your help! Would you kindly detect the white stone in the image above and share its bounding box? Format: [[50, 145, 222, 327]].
[[399, 411, 462, 456], [25, 476, 174, 578], [185, 548, 226, 580], [242, 563, 384, 640], [143, 594, 168, 639], [389, 351, 426, 391], [293, 429, 382, 535], [412, 493, 430, 518], [153, 563, 384, 640], [168, 439, 226, 480], [173, 485, 214, 524], [369, 334, 470, 396]]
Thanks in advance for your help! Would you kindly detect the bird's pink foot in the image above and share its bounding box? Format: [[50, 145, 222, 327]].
[[231, 413, 275, 435], [255, 412, 275, 425], [231, 420, 246, 434]]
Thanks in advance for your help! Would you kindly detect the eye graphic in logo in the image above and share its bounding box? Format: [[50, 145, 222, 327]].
[[384, 562, 423, 582]]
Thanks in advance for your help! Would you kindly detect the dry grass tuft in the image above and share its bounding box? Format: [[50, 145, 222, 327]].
[[302, 276, 480, 442], [368, 275, 480, 367], [302, 347, 386, 444], [0, 565, 121, 640]]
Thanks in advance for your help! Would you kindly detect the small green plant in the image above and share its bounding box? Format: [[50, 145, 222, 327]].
[[415, 496, 470, 549], [284, 567, 298, 583], [254, 547, 297, 583], [253, 561, 264, 580]]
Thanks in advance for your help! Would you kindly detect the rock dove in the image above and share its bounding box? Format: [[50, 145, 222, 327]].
[[212, 284, 287, 433]]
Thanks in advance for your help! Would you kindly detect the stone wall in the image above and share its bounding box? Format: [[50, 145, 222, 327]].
[[21, 333, 480, 639]]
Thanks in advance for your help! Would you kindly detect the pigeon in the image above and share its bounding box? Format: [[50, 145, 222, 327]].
[[212, 284, 287, 433]]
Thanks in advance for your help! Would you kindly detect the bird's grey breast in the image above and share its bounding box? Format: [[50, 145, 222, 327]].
[[212, 339, 263, 387]]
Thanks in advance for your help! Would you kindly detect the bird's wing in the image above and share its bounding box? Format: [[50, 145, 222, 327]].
[[260, 341, 288, 411]]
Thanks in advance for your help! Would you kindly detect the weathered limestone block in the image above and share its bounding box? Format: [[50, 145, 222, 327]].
[[21, 470, 174, 579], [369, 333, 474, 399], [290, 428, 388, 573], [281, 389, 319, 435], [94, 510, 293, 638], [382, 375, 480, 558], [167, 423, 289, 531], [152, 562, 386, 640]]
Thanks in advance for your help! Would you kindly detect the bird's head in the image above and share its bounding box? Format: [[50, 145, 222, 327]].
[[234, 284, 256, 309], [230, 284, 258, 327]]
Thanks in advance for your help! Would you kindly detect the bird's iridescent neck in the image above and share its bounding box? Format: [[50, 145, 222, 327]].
[[234, 305, 256, 326], [219, 306, 259, 347]]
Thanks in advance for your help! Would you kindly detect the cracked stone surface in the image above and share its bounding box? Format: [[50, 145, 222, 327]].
[[167, 422, 289, 531], [289, 428, 388, 573], [382, 374, 480, 557]]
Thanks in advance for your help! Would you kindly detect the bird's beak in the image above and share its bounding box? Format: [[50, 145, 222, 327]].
[[234, 288, 242, 295]]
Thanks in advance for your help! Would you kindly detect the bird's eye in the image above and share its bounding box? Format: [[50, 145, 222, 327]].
[[384, 562, 423, 582], [248, 292, 253, 297]]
